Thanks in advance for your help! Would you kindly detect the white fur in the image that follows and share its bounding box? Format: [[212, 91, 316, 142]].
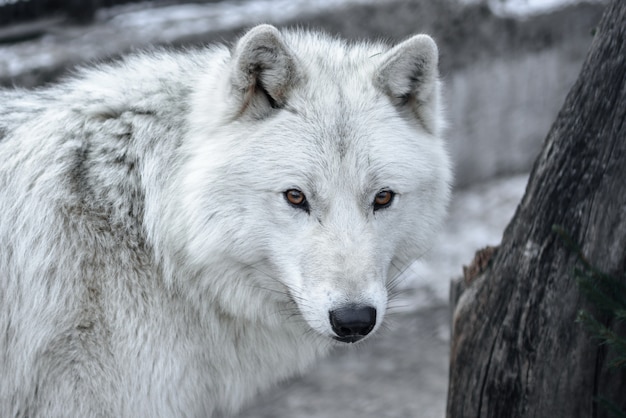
[[0, 25, 451, 417]]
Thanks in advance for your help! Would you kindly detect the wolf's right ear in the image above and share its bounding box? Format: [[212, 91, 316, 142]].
[[375, 34, 442, 135], [229, 24, 300, 118]]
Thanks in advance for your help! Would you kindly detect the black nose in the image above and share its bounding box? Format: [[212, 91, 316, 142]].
[[329, 306, 377, 343]]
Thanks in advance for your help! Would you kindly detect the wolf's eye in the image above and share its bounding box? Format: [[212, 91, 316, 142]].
[[284, 189, 309, 212], [373, 190, 395, 211]]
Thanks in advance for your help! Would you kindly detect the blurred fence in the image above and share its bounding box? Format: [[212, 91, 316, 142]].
[[0, 0, 225, 44], [0, 0, 148, 25], [0, 0, 227, 26]]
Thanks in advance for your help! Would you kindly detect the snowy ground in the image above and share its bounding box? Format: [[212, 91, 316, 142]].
[[395, 173, 529, 311], [237, 173, 529, 418], [461, 0, 606, 17]]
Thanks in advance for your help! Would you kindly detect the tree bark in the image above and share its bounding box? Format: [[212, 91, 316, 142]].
[[447, 1, 626, 417]]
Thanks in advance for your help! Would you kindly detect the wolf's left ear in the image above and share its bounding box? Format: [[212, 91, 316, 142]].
[[375, 34, 442, 135], [230, 24, 300, 117]]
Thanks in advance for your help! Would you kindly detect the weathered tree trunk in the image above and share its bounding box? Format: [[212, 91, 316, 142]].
[[447, 1, 626, 417]]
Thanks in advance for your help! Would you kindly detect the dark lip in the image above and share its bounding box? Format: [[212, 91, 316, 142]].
[[332, 335, 365, 344]]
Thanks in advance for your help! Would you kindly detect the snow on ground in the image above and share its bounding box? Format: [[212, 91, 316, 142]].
[[100, 0, 389, 31], [396, 173, 529, 311], [461, 0, 607, 17]]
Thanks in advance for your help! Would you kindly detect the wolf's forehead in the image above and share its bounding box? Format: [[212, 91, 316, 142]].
[[292, 64, 384, 128], [287, 94, 397, 168], [275, 35, 421, 178], [289, 36, 384, 92], [285, 110, 405, 182], [292, 65, 378, 114], [289, 95, 376, 152]]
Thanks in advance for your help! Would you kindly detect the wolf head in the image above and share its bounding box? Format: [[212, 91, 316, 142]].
[[172, 25, 451, 343]]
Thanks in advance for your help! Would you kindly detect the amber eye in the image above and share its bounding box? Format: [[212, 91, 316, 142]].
[[284, 189, 309, 212], [373, 190, 395, 211]]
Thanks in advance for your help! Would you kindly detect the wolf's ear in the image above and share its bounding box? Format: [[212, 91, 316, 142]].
[[230, 24, 299, 117], [375, 34, 442, 135]]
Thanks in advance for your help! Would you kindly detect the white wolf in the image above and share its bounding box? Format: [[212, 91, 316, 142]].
[[0, 25, 450, 417]]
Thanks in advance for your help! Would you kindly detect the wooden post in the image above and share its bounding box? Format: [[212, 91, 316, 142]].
[[447, 1, 626, 416]]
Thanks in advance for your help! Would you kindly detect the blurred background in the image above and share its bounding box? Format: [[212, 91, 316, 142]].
[[0, 0, 607, 416]]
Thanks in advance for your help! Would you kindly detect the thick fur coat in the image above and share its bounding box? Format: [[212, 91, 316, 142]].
[[0, 25, 451, 416]]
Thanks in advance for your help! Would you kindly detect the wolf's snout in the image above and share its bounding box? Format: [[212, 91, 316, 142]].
[[329, 306, 376, 343]]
